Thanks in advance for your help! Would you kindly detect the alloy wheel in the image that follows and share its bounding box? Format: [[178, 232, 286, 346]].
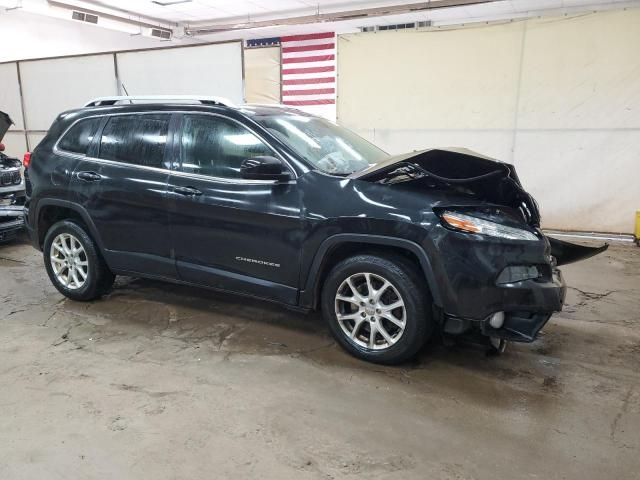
[[334, 272, 407, 350], [49, 233, 89, 290]]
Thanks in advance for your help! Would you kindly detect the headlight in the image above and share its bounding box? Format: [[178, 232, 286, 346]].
[[440, 211, 538, 241]]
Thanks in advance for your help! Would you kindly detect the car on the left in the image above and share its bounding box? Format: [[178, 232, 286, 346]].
[[0, 111, 26, 243]]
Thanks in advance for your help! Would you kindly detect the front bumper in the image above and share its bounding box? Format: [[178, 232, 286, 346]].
[[0, 185, 26, 242], [442, 268, 566, 342], [427, 225, 567, 342], [479, 268, 565, 342], [0, 205, 25, 242]]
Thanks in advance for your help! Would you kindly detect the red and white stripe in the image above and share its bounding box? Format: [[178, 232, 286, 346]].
[[281, 32, 336, 119]]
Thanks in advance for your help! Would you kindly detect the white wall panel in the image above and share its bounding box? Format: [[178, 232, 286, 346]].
[[338, 22, 524, 132], [19, 54, 117, 131], [354, 128, 514, 164], [518, 13, 640, 130], [116, 42, 244, 104], [338, 9, 640, 233], [27, 133, 47, 151], [2, 132, 27, 159], [514, 130, 640, 233], [244, 47, 281, 104], [0, 63, 25, 130]]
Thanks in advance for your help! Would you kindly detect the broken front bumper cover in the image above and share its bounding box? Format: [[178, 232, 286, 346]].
[[0, 216, 24, 241], [0, 201, 25, 242], [443, 268, 566, 343]]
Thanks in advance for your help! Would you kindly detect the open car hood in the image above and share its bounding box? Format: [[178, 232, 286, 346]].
[[350, 147, 607, 265], [0, 111, 13, 142], [0, 110, 21, 170]]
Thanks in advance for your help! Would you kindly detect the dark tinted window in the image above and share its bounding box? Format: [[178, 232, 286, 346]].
[[180, 115, 273, 179], [58, 117, 101, 154], [99, 114, 169, 168]]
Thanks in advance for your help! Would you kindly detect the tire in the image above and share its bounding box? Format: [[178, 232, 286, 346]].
[[321, 253, 433, 365], [43, 220, 115, 301]]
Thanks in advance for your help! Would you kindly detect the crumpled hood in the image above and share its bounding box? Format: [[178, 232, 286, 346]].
[[349, 147, 503, 180], [349, 147, 608, 265], [349, 147, 541, 227]]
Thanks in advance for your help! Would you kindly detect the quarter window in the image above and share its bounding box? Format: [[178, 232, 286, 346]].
[[180, 115, 274, 179], [99, 114, 169, 168], [58, 117, 101, 155]]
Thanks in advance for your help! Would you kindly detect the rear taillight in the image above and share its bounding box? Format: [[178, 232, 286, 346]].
[[23, 152, 31, 168], [0, 143, 5, 152]]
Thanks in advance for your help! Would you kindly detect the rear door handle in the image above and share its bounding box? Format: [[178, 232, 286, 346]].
[[173, 186, 203, 196], [77, 171, 102, 182]]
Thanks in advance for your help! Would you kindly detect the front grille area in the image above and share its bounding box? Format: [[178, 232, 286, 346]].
[[0, 170, 22, 186]]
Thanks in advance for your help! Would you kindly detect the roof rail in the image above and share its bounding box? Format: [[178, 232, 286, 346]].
[[84, 95, 236, 108]]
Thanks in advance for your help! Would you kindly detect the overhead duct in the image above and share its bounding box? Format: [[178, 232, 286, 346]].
[[71, 10, 98, 24], [48, 0, 176, 31], [184, 0, 496, 36]]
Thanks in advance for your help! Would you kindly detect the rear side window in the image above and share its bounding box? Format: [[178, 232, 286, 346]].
[[180, 114, 273, 179], [98, 114, 169, 168], [57, 117, 101, 155]]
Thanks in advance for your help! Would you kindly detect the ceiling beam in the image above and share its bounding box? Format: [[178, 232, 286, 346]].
[[184, 0, 497, 36]]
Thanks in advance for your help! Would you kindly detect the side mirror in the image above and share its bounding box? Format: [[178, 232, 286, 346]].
[[240, 155, 291, 181]]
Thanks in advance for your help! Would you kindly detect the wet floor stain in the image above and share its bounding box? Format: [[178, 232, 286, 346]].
[[1, 237, 640, 479]]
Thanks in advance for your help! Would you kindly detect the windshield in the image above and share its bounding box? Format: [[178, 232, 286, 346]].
[[252, 112, 389, 175]]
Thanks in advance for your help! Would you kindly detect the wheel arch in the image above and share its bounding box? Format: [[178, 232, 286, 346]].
[[299, 234, 442, 310], [35, 199, 104, 252]]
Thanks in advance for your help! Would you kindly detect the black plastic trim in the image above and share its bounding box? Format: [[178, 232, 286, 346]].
[[299, 233, 442, 309], [32, 198, 105, 252]]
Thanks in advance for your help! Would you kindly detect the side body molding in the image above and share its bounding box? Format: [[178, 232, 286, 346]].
[[299, 234, 442, 309]]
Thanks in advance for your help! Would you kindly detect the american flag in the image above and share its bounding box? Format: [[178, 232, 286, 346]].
[[280, 32, 336, 120]]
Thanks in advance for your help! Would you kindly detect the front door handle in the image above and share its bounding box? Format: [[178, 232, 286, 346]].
[[77, 171, 102, 182], [173, 186, 203, 196]]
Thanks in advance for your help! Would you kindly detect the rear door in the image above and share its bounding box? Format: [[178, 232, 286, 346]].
[[72, 112, 176, 278], [167, 113, 302, 304]]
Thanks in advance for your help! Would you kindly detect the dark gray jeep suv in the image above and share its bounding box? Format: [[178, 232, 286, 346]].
[[24, 96, 605, 364]]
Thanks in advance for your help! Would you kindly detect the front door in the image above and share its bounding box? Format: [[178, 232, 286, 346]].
[[168, 113, 302, 305], [72, 112, 176, 278]]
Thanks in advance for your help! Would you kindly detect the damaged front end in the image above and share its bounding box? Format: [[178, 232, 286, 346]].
[[0, 111, 25, 243], [351, 148, 608, 346]]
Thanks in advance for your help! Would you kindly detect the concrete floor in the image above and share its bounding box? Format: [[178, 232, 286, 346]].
[[0, 237, 639, 480]]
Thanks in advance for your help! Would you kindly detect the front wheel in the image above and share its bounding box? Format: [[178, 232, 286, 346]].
[[43, 220, 114, 301], [321, 254, 433, 365]]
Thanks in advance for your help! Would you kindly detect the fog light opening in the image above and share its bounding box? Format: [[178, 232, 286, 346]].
[[489, 311, 505, 329]]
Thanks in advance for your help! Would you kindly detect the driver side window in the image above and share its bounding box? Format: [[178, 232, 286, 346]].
[[180, 115, 274, 179]]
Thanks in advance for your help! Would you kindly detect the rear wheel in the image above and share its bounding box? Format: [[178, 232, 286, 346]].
[[43, 220, 114, 301], [321, 253, 432, 364]]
